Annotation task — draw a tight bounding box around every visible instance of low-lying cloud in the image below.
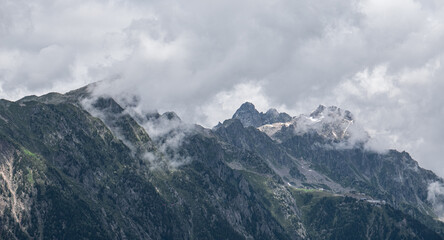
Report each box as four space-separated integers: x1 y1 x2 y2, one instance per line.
428 181 444 221
81 94 194 170
136 111 195 170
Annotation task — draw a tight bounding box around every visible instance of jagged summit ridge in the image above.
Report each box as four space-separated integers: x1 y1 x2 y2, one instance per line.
234 103 367 142
310 104 354 122
304 104 361 140
232 102 292 127
1 85 444 239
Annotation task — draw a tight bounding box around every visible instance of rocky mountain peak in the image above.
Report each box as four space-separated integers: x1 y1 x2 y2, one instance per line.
232 102 263 127
310 104 353 122
232 102 292 128
258 104 364 142
309 104 326 118
1 85 444 239
265 108 279 117
145 111 181 122
304 104 357 140
237 102 257 112
232 102 262 127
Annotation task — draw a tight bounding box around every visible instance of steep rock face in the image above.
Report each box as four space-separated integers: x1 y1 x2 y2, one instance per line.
280 132 444 232
231 101 444 235
176 133 302 239
214 119 298 170
290 190 442 240
1 87 444 239
0 98 185 239
0 91 303 239
278 125 439 208
258 104 367 143
238 101 440 210
214 119 350 193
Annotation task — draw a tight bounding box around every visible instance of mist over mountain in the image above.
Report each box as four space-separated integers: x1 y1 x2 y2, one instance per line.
3 0 444 179
0 85 443 239
232 102 292 128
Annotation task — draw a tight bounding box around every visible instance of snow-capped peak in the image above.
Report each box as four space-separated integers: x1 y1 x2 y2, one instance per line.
258 105 367 143
310 105 353 122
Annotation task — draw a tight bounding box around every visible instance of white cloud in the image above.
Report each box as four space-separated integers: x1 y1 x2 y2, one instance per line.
338 65 400 98
1 0 444 176
428 181 444 221
199 81 274 127
328 57 444 176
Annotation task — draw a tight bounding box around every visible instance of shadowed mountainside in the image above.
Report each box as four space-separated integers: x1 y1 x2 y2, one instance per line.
0 86 443 239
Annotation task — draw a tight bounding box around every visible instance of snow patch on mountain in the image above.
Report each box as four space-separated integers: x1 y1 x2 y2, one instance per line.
428 181 444 221
232 102 292 127
258 104 368 144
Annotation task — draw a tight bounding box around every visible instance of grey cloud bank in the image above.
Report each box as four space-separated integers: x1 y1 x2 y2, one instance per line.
1 0 444 176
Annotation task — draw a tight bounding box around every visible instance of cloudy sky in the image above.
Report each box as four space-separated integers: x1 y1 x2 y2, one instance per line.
1 0 444 176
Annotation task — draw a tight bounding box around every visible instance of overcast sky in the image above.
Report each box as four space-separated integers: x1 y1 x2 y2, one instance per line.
1 0 444 176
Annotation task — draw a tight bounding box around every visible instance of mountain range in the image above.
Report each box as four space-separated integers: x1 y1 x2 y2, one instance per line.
0 85 443 239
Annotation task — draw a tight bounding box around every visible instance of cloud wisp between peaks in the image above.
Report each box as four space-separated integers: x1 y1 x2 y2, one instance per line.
1 0 444 177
